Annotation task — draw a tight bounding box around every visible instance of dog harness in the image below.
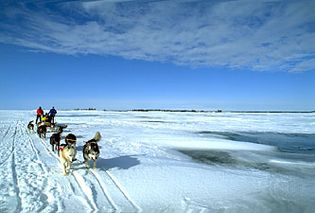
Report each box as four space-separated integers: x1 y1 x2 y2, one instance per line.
66 138 77 145
58 145 67 151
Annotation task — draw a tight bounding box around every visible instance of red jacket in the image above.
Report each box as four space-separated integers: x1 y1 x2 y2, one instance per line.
37 108 44 116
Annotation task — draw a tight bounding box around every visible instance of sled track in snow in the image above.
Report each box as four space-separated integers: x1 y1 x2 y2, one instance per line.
72 172 98 212
11 124 22 212
27 133 49 174
1 120 141 212
41 139 116 212
0 125 14 167
26 130 62 212
37 137 98 212
40 135 139 212
0 122 23 212
102 170 140 212
13 121 60 213
89 171 118 211
1 124 12 140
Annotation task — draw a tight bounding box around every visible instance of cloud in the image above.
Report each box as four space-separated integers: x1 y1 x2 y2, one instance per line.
0 0 314 72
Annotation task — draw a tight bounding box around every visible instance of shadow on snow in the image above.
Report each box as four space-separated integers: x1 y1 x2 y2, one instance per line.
97 155 141 170
73 155 141 171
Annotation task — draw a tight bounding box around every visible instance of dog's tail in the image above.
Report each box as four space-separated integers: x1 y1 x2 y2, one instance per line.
93 131 102 142
29 120 34 124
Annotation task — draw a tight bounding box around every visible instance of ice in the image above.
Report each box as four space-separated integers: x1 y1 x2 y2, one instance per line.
0 110 314 212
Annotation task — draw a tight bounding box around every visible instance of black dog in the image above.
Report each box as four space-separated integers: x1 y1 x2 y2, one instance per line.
27 121 34 131
50 127 65 154
37 124 47 139
83 132 101 169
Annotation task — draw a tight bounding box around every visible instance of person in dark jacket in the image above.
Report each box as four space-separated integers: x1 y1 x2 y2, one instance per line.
49 107 57 123
36 107 44 124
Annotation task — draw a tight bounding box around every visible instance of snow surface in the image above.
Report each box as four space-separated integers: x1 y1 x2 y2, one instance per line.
0 110 314 212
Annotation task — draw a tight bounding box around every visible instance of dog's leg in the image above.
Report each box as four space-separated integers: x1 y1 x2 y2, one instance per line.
64 161 69 175
73 148 77 161
84 160 90 169
56 141 59 155
60 155 68 176
62 162 66 175
61 159 67 176
64 162 68 176
93 160 96 170
65 161 68 174
66 161 71 175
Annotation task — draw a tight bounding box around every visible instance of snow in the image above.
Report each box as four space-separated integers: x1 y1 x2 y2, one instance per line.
0 110 315 212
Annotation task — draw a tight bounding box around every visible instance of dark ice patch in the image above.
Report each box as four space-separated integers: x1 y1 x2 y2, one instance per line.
179 149 307 176
179 150 236 165
197 131 315 154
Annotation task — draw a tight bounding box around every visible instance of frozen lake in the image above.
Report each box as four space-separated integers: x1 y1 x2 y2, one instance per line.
0 110 314 212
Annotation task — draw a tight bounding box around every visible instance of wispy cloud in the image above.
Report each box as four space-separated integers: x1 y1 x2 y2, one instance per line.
1 0 314 72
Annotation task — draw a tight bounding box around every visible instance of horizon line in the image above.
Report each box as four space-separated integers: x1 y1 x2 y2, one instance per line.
0 108 314 113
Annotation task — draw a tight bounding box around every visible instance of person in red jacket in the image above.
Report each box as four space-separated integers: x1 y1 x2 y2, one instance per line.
36 106 44 124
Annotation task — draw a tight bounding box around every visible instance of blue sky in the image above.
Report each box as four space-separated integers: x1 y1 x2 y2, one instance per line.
0 0 314 110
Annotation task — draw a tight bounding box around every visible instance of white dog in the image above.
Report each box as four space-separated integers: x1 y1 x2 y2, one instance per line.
60 145 76 175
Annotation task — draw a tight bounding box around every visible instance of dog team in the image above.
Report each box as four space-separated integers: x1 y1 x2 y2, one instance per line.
27 106 101 175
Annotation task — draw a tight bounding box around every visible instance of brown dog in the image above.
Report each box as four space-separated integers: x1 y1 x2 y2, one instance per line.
37 123 47 138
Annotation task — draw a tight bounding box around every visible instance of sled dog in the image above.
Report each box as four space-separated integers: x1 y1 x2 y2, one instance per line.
27 121 34 131
83 132 102 169
50 127 65 154
64 133 77 161
60 144 76 175
37 123 47 138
